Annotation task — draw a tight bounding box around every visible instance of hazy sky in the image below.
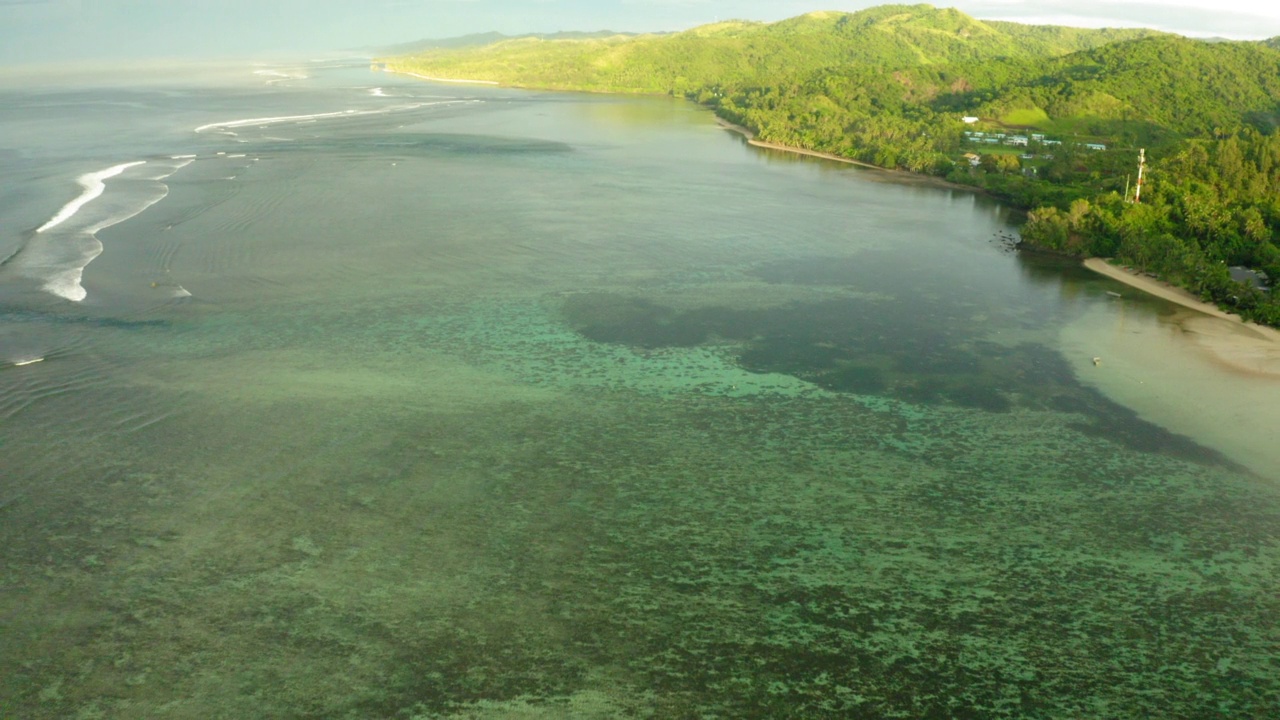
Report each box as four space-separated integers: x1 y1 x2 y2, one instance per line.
2 0 1279 66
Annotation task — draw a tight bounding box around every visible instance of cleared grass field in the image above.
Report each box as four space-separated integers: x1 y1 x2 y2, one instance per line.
1000 107 1050 126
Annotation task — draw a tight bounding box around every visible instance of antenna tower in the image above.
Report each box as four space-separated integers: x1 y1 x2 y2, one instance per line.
1133 148 1146 204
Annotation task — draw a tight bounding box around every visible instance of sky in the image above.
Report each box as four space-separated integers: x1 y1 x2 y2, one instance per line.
2 0 1280 67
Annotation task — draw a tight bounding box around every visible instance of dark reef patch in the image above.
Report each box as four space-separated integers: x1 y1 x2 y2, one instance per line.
561 270 1236 467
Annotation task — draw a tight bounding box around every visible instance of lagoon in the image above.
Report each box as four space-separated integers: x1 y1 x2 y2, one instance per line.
1 62 1278 718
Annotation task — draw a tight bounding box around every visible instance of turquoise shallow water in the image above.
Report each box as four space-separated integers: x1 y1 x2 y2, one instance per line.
1 63 1278 718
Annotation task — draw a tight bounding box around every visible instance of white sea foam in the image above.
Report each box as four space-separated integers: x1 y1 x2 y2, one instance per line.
193 100 478 134
19 158 191 302
370 87 387 97
146 158 194 181
195 109 364 133
253 68 309 85
12 357 44 367
36 161 146 233
171 154 197 159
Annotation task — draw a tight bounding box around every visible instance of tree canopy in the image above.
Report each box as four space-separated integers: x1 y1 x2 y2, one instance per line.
382 3 1280 325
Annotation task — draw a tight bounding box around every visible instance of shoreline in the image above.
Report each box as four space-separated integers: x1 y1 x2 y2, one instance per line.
383 68 499 85
714 118 981 192
1083 257 1280 378
382 73 981 194
1083 258 1247 324
380 72 1274 378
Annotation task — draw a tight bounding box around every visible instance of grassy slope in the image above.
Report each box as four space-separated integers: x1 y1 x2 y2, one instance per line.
381 5 1159 93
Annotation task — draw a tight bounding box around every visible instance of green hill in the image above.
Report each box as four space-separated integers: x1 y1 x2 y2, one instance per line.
382 5 1280 324
377 30 642 57
954 36 1280 137
381 4 1160 94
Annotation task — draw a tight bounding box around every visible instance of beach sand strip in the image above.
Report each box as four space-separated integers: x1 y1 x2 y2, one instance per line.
1083 257 1280 378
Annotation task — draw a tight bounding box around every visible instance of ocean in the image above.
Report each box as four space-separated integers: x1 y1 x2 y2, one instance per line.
1 61 1277 718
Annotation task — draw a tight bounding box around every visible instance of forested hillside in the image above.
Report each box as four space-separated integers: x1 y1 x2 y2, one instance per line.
1022 131 1280 324
385 5 1156 93
956 37 1280 137
383 4 1280 325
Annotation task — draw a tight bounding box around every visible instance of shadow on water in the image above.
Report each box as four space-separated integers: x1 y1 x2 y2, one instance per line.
1 305 170 331
562 253 1237 468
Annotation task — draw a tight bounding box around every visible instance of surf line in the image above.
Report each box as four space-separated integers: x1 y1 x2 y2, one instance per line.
37 161 147 233
193 100 479 134
24 157 191 302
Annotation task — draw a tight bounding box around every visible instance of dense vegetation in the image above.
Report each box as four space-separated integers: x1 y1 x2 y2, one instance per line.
384 4 1280 325
1022 131 1280 324
385 6 1158 95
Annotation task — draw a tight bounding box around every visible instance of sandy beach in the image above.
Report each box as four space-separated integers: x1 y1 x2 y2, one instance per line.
1083 257 1280 378
385 68 499 85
